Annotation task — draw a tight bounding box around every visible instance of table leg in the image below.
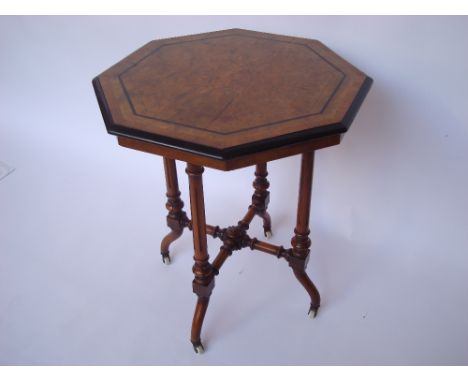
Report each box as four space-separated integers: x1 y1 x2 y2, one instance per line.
290 152 321 318
186 163 215 354
252 163 272 237
160 157 187 264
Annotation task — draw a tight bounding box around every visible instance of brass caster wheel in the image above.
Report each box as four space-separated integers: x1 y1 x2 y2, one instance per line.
308 305 319 319
162 254 171 265
193 343 205 354
264 230 273 239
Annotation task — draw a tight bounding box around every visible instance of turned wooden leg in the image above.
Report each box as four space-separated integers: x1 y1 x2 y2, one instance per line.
186 163 215 354
160 157 187 264
289 152 321 318
251 163 272 237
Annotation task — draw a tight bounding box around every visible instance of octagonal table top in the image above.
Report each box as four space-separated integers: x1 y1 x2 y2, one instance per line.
93 28 372 167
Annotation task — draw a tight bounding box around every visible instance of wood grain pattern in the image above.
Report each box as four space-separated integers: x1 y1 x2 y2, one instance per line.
120 35 344 133
94 28 372 161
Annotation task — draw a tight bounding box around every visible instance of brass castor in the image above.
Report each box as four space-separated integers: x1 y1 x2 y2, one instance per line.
162 253 171 265
192 342 205 354
308 305 319 319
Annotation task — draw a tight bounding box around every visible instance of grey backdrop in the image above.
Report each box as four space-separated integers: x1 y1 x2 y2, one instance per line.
1 16 467 365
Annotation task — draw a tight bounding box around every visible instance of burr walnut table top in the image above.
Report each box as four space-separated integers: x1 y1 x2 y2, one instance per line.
93 28 372 169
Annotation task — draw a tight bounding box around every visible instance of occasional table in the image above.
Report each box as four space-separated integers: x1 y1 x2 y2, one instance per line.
93 29 372 353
